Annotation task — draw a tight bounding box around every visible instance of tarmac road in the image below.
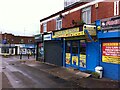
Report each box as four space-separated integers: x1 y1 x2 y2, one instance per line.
1 56 81 89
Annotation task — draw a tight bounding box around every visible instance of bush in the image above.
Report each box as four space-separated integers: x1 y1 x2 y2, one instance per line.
91 72 100 79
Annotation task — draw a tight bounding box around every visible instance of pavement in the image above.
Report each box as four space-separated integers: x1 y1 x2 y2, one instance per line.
1 55 120 88
24 58 120 88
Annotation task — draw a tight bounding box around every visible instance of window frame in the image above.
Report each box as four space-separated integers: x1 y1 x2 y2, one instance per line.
43 22 47 32
56 18 62 30
82 7 91 24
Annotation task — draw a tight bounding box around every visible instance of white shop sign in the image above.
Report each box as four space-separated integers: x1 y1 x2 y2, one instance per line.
43 34 52 41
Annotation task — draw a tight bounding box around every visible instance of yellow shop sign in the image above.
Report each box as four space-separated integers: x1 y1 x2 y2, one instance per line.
52 27 84 38
52 25 96 38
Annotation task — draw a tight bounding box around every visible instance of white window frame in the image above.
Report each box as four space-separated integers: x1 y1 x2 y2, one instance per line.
43 23 47 32
56 18 62 30
114 1 119 16
82 7 91 24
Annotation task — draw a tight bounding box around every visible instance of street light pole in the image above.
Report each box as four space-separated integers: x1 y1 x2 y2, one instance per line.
24 27 26 36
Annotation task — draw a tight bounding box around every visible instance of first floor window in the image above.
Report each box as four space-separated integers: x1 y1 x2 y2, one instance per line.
82 7 91 24
43 23 47 32
56 18 62 30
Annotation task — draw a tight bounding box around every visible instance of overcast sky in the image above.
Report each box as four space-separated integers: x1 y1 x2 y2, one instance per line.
0 0 64 36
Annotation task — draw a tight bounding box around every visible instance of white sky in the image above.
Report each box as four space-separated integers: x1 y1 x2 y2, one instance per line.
0 0 64 36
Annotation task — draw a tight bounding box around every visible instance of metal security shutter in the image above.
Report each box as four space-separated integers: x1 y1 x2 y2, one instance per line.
44 41 63 66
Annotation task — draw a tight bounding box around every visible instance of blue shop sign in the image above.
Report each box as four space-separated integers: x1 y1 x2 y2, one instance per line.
101 16 120 32
25 44 35 48
2 39 7 44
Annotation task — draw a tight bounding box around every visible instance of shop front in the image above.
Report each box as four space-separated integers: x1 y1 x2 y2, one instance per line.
25 44 36 55
97 16 120 80
53 25 99 71
35 34 43 61
65 40 87 69
0 44 16 55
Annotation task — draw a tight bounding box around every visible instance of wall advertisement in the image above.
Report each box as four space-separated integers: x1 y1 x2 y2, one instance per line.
102 42 120 64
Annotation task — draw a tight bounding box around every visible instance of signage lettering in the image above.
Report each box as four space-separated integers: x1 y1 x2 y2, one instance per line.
101 16 120 31
43 34 51 41
52 25 96 38
102 42 120 64
106 19 120 26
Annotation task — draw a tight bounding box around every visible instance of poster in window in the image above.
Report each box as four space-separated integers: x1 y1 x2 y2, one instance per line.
72 56 78 66
66 53 71 65
102 42 120 64
80 54 86 68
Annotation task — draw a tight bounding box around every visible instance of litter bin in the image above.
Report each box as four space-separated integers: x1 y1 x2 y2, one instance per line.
95 66 103 78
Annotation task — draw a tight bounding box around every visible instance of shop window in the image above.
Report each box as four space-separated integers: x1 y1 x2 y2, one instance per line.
56 18 62 30
80 40 86 55
43 23 47 32
20 39 24 43
82 7 91 24
38 43 44 58
11 48 14 54
72 41 79 54
66 41 71 53
0 40 1 44
2 47 9 53
28 39 32 43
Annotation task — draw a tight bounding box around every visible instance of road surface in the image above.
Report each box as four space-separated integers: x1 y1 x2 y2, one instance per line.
1 56 81 89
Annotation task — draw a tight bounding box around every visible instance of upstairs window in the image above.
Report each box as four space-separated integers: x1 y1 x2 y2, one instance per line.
56 18 62 30
114 1 119 16
82 7 91 24
20 39 24 43
28 39 32 43
64 0 80 8
43 23 47 32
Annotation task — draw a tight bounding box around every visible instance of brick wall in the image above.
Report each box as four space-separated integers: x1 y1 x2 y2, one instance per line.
40 24 43 33
0 33 35 44
92 2 114 23
47 19 56 32
62 10 81 28
40 2 115 33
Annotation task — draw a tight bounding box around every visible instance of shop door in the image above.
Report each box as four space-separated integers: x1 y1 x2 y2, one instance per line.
15 46 18 55
71 41 80 68
87 42 99 71
79 40 87 70
65 41 71 66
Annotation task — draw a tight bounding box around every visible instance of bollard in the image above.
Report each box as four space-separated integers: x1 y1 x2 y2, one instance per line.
20 53 22 59
95 66 103 78
34 52 35 58
28 53 29 59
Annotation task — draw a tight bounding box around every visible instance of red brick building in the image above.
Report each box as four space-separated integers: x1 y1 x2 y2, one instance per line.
38 0 120 80
0 33 34 44
0 33 35 55
40 1 120 33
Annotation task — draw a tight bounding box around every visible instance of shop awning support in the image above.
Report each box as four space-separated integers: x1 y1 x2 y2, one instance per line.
84 30 94 42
